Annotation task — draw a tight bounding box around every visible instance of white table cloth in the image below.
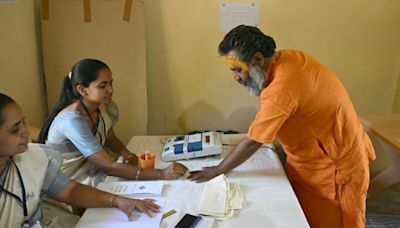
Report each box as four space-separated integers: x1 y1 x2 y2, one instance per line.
77 134 309 228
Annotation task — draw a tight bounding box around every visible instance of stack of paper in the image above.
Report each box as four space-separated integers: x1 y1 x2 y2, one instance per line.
197 174 244 220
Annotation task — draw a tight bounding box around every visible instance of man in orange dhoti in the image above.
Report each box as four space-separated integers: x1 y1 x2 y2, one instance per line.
188 25 376 228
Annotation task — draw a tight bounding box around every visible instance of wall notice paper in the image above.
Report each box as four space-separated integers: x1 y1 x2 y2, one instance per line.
220 2 259 32
97 181 164 196
76 198 165 228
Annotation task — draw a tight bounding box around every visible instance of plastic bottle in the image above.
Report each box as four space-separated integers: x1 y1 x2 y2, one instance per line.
144 150 152 160
140 150 154 168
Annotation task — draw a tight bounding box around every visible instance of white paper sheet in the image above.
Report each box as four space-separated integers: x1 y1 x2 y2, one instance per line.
97 181 164 196
220 2 259 32
75 198 165 228
177 157 223 172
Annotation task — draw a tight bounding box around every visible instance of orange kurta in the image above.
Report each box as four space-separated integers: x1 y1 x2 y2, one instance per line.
247 50 376 228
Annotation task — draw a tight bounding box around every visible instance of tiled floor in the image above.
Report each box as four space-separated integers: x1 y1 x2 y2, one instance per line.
367 182 400 228
366 212 400 228
367 182 400 214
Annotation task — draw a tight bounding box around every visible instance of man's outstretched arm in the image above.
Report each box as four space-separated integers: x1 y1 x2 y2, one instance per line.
188 136 261 182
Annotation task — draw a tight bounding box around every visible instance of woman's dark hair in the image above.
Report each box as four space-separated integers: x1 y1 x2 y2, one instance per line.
218 25 276 63
0 93 16 127
38 59 109 143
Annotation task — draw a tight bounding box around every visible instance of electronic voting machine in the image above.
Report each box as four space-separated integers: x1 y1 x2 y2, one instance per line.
161 131 223 161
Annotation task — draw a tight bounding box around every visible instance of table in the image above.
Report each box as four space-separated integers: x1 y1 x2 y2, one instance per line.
77 134 309 228
359 114 400 194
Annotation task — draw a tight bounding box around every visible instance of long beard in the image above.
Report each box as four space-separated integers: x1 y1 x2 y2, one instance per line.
238 65 265 96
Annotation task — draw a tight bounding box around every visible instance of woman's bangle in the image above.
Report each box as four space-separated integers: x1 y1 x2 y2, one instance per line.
135 167 141 180
110 194 118 207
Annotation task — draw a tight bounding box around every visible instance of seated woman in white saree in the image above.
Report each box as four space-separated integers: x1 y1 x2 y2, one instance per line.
38 59 187 186
0 93 160 227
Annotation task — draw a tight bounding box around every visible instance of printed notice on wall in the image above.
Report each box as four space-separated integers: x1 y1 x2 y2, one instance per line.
220 2 259 32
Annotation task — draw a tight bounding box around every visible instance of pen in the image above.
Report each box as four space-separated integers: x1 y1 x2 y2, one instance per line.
162 209 177 220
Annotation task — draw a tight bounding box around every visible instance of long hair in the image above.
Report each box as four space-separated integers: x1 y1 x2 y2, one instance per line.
0 93 16 127
38 59 109 143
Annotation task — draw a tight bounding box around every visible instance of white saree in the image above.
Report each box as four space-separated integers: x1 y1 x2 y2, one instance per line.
0 144 78 228
49 102 118 187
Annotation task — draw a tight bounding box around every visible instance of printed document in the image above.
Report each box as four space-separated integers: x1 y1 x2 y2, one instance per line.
97 181 164 196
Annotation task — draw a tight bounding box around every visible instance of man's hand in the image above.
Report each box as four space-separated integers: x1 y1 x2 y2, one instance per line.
187 166 220 183
188 137 261 183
